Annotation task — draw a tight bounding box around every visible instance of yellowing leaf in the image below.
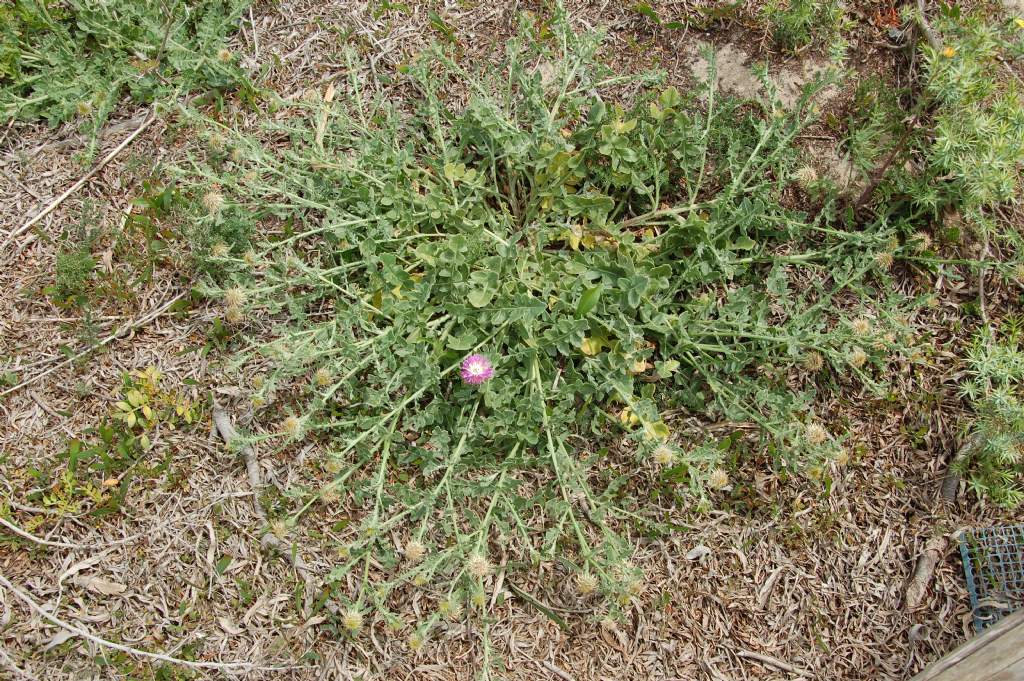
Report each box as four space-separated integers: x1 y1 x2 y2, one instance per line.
126 389 145 407
581 337 600 356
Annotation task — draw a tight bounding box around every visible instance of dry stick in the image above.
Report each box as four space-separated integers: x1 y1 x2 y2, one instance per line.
0 290 186 399
0 571 291 672
736 650 813 678
1 109 156 248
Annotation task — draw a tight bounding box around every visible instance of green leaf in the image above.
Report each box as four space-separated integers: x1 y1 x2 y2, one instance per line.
576 285 603 317
215 556 232 576
467 288 494 308
732 236 757 250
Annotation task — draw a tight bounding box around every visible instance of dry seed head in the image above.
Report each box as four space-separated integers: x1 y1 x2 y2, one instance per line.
282 415 303 438
576 573 599 595
467 554 490 578
793 166 818 188
850 317 872 336
408 632 425 652
805 423 829 445
404 540 427 564
708 468 730 490
270 519 288 538
848 346 868 369
230 147 244 163
913 232 932 252
600 616 617 631
224 305 244 325
210 242 230 258
1015 262 1024 282
314 367 332 387
223 287 245 308
834 448 850 466
652 444 675 466
626 576 644 596
874 251 894 270
207 133 226 152
202 190 225 215
803 351 824 372
320 484 340 504
342 609 363 634
243 249 259 267
217 48 233 63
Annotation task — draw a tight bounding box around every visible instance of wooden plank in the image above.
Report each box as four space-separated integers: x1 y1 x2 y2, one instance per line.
911 609 1024 681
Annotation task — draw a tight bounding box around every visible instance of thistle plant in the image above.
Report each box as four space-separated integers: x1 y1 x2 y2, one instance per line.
174 11 914 661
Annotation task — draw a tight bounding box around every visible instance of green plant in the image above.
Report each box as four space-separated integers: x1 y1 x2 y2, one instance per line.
763 0 847 54
955 319 1024 507
172 11 913 664
0 0 250 145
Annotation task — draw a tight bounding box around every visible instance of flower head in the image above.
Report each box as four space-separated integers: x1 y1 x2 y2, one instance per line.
314 367 332 387
848 346 868 369
460 354 494 386
217 48 233 63
850 317 872 336
793 166 818 189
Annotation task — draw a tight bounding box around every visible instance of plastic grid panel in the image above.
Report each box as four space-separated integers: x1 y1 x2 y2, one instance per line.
960 525 1024 632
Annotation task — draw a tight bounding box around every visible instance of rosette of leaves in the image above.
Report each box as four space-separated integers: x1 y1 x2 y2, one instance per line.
176 12 907 641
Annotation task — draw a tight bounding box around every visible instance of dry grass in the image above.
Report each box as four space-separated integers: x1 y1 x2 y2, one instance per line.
1 1 1021 679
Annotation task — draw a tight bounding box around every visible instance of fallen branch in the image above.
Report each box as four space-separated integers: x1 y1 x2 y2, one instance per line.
0 571 291 672
1 108 156 248
905 536 947 610
0 290 186 399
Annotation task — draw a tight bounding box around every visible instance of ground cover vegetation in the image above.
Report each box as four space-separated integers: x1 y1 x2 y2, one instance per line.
1 0 1023 677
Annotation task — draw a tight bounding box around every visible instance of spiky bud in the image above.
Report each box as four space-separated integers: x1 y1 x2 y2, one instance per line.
805 423 829 445
342 609 363 634
404 540 427 564
467 553 490 578
576 573 599 595
652 444 675 466
708 468 729 490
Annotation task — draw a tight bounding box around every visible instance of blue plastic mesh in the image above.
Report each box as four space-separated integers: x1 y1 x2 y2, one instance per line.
960 525 1024 632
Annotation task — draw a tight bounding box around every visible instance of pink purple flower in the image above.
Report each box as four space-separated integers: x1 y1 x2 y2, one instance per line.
460 354 494 385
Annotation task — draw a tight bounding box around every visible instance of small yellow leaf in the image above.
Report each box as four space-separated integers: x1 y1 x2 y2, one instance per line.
126 389 145 407
115 401 133 413
139 433 152 450
141 405 153 421
581 337 600 356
